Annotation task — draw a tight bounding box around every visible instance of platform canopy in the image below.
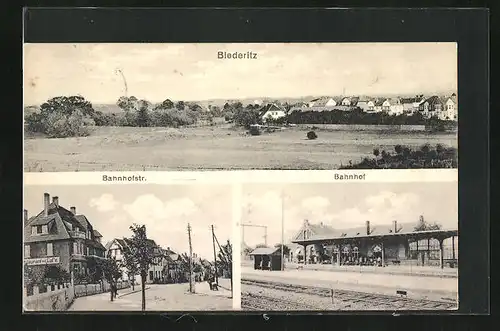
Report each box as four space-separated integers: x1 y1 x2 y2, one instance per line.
292 229 458 246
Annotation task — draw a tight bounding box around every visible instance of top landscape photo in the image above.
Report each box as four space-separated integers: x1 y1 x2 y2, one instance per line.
23 43 458 172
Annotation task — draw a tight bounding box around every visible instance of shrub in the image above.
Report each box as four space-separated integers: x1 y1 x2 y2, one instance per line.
249 125 261 136
340 144 457 169
43 110 95 138
307 131 318 140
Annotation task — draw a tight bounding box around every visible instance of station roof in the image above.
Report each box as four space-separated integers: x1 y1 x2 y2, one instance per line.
249 247 280 256
292 229 458 246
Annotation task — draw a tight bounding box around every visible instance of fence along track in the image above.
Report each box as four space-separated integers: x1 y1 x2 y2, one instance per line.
242 278 457 310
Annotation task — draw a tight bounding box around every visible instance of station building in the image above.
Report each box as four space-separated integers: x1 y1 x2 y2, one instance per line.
290 219 458 269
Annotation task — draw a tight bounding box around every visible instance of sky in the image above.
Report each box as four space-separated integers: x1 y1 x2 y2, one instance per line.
23 42 457 105
24 184 232 261
241 182 458 248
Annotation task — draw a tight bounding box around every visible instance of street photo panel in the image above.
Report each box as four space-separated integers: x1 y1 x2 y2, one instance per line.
240 179 458 311
23 181 234 312
24 42 457 172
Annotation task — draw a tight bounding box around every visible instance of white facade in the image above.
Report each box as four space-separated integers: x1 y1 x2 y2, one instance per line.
389 104 404 116
106 241 141 284
341 97 352 106
443 98 458 120
262 109 286 121
359 100 376 112
382 100 391 112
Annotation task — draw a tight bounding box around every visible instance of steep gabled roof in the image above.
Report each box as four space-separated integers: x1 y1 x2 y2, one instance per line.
349 97 360 106
258 103 285 117
400 97 424 104
24 212 71 243
24 203 85 243
93 230 103 238
309 96 338 107
423 95 445 106
292 220 337 241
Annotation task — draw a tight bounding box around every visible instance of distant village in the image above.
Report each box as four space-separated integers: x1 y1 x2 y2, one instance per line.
253 93 458 123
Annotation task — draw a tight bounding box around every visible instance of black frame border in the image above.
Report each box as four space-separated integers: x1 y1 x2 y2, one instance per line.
16 6 490 327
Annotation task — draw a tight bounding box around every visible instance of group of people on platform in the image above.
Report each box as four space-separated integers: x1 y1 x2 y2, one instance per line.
295 255 388 267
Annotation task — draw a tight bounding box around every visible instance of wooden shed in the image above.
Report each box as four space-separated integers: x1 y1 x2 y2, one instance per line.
249 247 282 271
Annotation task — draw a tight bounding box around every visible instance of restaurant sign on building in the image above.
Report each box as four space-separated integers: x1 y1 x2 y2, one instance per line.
24 257 60 266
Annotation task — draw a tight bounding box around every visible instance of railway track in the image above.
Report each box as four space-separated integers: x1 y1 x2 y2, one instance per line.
242 278 457 310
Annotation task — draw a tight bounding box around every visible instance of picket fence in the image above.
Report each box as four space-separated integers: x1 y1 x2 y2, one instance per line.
23 280 131 311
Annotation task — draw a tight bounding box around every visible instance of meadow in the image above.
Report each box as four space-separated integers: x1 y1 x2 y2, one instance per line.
24 124 457 172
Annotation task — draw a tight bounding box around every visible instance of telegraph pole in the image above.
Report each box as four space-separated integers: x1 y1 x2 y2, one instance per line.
211 225 218 285
227 239 233 298
281 190 285 271
187 223 194 293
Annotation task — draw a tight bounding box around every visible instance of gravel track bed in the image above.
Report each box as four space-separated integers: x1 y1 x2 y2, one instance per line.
242 278 457 311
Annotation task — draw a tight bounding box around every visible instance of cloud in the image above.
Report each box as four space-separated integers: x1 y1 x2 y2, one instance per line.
123 194 199 224
301 196 330 211
120 194 226 260
242 189 428 247
89 193 120 212
331 191 421 227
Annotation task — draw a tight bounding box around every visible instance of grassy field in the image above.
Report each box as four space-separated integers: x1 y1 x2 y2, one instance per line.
24 125 458 172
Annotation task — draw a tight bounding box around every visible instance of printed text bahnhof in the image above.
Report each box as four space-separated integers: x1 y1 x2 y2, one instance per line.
102 175 146 182
334 173 366 180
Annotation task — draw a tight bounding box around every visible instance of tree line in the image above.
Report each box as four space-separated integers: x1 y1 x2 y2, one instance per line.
24 96 456 139
24 95 226 138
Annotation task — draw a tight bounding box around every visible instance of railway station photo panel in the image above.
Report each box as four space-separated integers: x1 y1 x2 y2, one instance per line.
240 181 458 311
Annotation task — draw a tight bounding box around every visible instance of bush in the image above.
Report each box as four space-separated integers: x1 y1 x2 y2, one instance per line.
44 110 95 138
307 131 318 140
285 108 456 127
249 125 261 136
340 144 457 169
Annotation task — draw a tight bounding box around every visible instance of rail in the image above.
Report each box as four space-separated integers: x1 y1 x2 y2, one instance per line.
241 278 457 310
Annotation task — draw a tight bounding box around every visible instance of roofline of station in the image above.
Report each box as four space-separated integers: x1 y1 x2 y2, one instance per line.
291 229 458 246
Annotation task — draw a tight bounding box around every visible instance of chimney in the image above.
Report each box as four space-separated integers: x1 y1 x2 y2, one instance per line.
366 221 370 235
52 196 59 207
24 209 28 223
393 220 398 233
44 193 50 216
70 207 76 215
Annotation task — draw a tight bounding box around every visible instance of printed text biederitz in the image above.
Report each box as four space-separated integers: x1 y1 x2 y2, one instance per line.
102 175 147 182
334 173 366 180
218 51 257 59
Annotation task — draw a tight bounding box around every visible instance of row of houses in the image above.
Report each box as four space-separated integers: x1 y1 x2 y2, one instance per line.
23 192 216 287
257 94 458 122
105 238 214 285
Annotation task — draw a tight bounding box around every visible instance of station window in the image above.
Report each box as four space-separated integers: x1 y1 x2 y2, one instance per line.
47 243 53 256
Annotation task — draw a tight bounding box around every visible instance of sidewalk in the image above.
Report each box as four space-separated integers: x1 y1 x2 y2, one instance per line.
68 282 233 311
